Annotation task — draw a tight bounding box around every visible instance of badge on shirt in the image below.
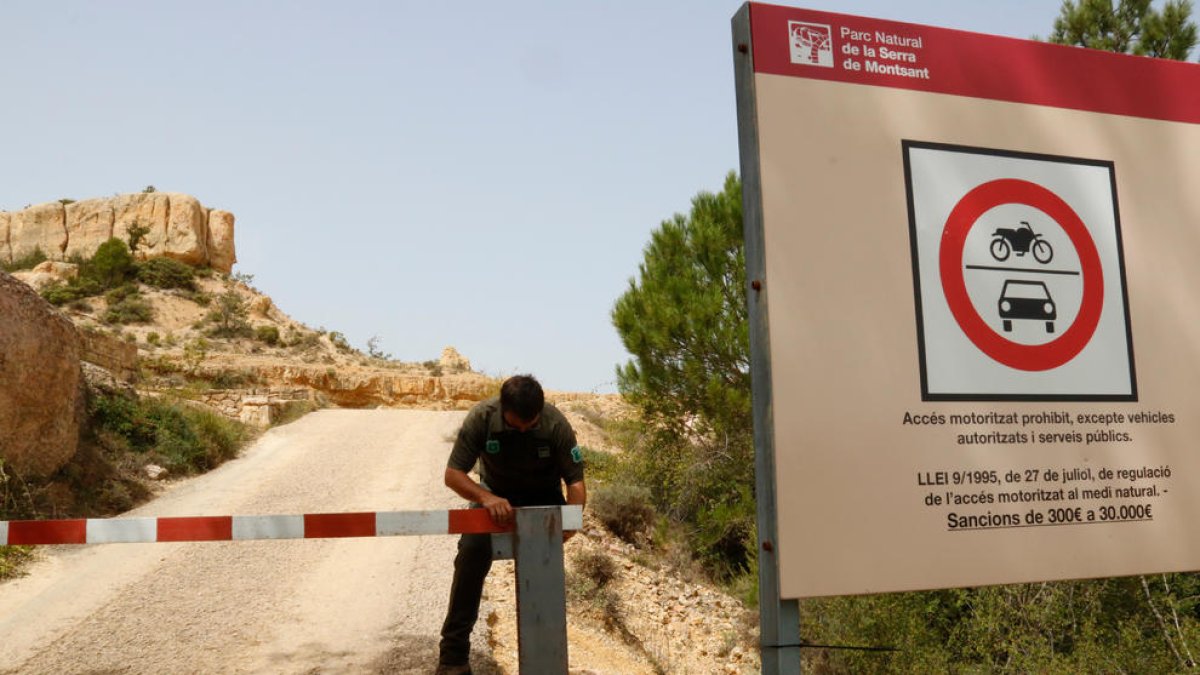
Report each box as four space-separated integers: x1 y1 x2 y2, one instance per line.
537 446 551 458
486 440 500 454
570 446 583 463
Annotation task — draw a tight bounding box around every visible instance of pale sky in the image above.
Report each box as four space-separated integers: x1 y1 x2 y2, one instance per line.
0 1 1127 392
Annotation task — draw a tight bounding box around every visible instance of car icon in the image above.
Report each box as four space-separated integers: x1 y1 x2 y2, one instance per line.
998 279 1056 333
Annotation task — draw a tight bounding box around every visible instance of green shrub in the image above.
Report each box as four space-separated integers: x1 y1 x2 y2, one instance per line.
104 283 139 304
3 247 48 272
146 332 160 345
573 549 618 588
203 288 251 338
255 325 280 346
183 337 208 372
102 291 153 325
0 546 34 581
136 257 196 290
86 238 136 288
183 290 212 306
580 446 617 482
288 331 322 351
207 369 254 389
89 393 157 449
800 576 1200 673
42 283 85 306
590 483 656 545
125 223 151 254
328 331 351 352
89 392 246 474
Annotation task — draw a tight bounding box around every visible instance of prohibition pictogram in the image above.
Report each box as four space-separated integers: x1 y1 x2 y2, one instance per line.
903 141 1135 401
939 178 1103 372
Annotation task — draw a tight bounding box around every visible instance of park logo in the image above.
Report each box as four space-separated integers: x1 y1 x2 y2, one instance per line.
788 21 834 68
903 141 1136 401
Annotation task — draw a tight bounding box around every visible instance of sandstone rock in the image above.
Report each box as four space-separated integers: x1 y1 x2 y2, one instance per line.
113 192 171 258
440 346 471 371
1 211 10 265
34 260 80 281
4 193 236 272
144 464 168 480
207 210 236 273
249 295 273 317
10 270 55 292
81 361 136 399
162 193 208 266
64 199 115 259
11 260 79 291
9 202 66 262
239 395 274 427
0 270 82 476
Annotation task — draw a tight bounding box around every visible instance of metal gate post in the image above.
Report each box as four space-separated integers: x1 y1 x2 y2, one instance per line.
513 506 569 674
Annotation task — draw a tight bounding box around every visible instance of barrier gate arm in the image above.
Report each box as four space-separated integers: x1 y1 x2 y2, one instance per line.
0 505 583 545
0 505 581 674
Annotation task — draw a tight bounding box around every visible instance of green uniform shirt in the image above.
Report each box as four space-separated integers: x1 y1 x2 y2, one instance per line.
447 397 584 500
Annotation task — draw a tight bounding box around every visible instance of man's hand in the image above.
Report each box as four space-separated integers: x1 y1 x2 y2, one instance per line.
479 492 514 526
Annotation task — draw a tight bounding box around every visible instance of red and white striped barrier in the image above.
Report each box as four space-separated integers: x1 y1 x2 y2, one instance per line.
0 506 583 546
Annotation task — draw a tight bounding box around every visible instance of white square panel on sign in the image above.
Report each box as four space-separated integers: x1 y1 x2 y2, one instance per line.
904 141 1136 400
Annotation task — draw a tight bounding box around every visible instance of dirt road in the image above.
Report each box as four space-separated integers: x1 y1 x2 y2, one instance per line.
0 409 500 674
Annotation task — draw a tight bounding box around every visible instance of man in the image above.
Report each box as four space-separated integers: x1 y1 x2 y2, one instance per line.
437 374 586 675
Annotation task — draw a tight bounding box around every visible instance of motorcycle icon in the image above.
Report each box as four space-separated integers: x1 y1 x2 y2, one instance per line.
990 221 1053 264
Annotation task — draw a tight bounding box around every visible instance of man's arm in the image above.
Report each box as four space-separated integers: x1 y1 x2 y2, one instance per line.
565 479 586 507
563 479 586 541
444 467 514 525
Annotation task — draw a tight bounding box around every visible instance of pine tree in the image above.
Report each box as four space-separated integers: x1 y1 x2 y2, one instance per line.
611 172 755 575
1049 0 1198 60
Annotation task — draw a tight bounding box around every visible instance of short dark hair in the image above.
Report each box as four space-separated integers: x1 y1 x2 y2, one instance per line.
500 374 544 422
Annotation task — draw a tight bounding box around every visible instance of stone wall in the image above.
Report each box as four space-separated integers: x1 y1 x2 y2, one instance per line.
192 387 315 427
79 329 139 383
1 193 236 273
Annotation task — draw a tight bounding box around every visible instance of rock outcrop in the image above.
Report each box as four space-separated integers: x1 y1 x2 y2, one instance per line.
0 270 83 476
439 346 471 371
2 193 237 273
10 260 79 292
0 212 8 266
196 359 496 410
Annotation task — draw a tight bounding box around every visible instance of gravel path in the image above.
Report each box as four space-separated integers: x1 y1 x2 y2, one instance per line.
0 409 500 674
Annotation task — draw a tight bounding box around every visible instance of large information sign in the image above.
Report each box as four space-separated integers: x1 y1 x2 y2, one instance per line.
734 3 1200 598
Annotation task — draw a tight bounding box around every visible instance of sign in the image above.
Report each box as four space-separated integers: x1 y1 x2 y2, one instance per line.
905 142 1136 399
734 3 1200 599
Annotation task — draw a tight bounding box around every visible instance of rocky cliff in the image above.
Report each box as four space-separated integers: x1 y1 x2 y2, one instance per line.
0 270 84 476
1 193 236 273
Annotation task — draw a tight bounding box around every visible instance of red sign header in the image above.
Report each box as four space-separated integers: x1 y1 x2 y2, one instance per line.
749 3 1200 125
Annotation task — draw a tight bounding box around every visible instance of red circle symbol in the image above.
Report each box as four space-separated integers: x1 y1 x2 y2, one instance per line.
939 179 1103 371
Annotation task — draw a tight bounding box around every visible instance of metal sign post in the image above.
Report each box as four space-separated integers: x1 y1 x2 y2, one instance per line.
513 506 569 674
732 5 802 673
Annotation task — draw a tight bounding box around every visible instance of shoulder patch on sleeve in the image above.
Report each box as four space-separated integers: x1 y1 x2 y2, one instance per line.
570 446 583 464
